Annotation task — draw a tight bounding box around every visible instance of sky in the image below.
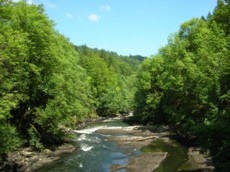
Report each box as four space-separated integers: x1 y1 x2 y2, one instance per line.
19 0 217 57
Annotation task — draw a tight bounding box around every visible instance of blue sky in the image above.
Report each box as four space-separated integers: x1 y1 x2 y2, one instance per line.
23 0 217 57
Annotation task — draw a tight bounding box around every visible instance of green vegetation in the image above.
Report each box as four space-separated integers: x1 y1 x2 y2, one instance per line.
0 0 143 155
1 0 229 171
75 45 143 116
134 0 230 171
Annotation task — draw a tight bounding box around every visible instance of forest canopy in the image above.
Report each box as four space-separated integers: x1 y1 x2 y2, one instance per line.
134 0 230 170
0 0 229 171
0 0 144 154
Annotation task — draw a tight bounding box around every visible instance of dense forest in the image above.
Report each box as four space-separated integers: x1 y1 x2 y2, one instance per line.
134 0 230 171
0 0 144 155
0 0 230 171
75 45 145 116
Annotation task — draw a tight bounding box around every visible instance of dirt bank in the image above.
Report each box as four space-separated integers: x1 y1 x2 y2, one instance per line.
0 144 75 172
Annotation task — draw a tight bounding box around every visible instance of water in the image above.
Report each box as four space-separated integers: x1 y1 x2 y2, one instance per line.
36 119 187 172
36 119 141 172
141 139 188 172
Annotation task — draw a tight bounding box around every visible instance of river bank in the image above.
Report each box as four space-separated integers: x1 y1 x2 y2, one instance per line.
0 143 76 172
0 116 108 172
96 125 169 171
95 124 214 172
1 117 215 172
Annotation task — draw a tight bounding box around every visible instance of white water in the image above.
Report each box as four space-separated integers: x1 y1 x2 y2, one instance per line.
37 119 141 172
74 125 139 135
36 118 188 172
73 126 104 134
81 144 93 152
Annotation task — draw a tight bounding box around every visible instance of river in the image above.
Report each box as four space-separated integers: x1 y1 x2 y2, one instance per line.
36 118 187 172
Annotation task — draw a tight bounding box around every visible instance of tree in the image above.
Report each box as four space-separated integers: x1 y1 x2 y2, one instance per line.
0 1 93 151
134 3 230 170
76 45 143 116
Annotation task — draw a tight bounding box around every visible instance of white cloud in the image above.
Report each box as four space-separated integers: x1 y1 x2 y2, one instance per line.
12 0 34 4
65 12 74 18
100 5 111 12
47 2 57 8
26 0 34 4
88 14 101 22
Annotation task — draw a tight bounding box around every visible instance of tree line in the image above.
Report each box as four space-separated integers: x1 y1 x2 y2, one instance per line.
133 0 230 171
0 0 144 155
1 0 229 171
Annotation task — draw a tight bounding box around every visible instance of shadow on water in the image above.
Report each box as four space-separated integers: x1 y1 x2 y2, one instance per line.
141 139 188 172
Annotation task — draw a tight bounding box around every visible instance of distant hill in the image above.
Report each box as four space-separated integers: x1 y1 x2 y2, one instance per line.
75 45 146 75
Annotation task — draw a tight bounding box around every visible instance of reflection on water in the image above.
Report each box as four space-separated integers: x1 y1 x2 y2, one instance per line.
141 139 188 172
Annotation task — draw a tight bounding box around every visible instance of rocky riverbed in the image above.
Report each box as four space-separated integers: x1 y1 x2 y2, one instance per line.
0 118 215 172
96 126 168 171
178 147 214 172
96 125 214 172
0 144 76 172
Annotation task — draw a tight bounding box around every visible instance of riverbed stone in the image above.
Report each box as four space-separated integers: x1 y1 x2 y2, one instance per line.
111 152 168 172
177 147 214 172
21 151 34 158
1 118 215 171
96 125 170 171
1 143 76 172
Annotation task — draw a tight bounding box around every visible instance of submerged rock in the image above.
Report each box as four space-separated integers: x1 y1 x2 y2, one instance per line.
177 148 214 172
95 125 170 172
111 152 168 172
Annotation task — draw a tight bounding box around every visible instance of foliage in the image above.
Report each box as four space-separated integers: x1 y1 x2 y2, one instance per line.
0 1 143 155
134 1 230 170
75 45 144 116
0 1 92 152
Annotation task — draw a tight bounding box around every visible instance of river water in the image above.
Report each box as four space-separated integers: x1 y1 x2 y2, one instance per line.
36 119 187 172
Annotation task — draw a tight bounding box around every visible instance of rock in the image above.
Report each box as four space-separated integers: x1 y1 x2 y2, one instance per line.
28 156 60 172
43 149 52 154
21 151 34 158
0 161 19 172
0 144 76 172
53 143 75 156
177 148 214 172
98 125 171 172
111 152 168 172
28 156 39 164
